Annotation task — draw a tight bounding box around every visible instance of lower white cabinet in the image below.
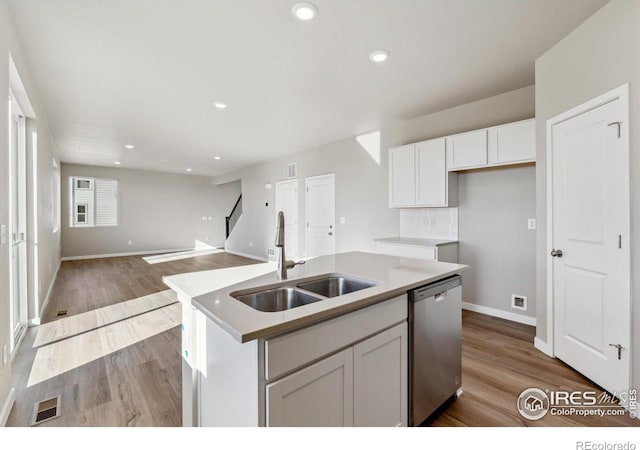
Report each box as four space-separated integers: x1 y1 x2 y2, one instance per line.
267 348 354 427
354 323 408 427
266 322 408 427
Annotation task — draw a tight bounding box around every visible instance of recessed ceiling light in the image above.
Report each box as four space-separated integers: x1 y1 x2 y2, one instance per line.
292 2 317 21
186 168 192 172
213 102 228 109
124 144 135 149
114 161 121 165
214 156 221 160
369 50 390 63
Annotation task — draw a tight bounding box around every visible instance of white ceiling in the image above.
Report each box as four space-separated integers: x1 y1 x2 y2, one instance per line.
8 0 606 176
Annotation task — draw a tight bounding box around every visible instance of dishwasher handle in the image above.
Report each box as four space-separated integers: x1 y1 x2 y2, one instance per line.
412 275 461 302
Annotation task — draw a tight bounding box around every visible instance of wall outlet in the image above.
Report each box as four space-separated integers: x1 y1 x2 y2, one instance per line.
528 219 536 230
511 294 527 311
248 242 254 248
339 217 346 225
202 216 207 221
2 343 7 366
128 240 132 245
266 248 275 257
207 216 212 221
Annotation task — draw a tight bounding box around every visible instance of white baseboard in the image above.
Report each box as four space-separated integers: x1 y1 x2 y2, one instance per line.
35 259 61 323
224 249 268 262
534 337 554 358
462 302 537 326
61 248 193 261
0 388 15 427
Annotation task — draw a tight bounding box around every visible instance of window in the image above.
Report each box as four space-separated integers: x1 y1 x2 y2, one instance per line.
75 204 88 224
69 176 118 227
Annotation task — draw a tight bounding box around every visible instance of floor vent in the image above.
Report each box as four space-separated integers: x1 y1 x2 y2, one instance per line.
32 395 61 426
56 310 68 317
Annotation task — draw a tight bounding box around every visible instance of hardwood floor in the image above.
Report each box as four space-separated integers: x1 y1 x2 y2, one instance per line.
7 252 637 426
431 311 637 427
7 251 259 427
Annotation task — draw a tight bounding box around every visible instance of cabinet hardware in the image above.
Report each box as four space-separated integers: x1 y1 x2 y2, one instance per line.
550 249 563 258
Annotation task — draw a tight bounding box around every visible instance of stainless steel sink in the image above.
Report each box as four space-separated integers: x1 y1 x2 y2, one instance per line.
297 276 377 298
232 287 323 312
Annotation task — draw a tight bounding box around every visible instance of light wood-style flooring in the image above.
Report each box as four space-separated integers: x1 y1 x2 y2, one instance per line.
7 251 258 427
7 252 637 426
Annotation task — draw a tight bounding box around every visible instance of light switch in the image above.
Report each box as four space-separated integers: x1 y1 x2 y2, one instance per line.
528 219 536 230
0 224 6 245
339 217 346 225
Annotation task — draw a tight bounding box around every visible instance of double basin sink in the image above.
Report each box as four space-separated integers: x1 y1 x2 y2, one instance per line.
231 275 378 313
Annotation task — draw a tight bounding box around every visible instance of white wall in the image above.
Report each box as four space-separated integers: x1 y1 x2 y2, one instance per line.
61 164 241 257
0 2 61 420
535 0 640 389
220 86 536 320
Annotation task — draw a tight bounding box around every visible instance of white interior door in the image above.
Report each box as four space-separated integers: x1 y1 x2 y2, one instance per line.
275 179 298 259
550 88 630 397
9 93 28 351
305 174 335 258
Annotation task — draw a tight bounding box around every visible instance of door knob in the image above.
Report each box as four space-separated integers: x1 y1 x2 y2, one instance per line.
550 249 563 258
328 232 333 236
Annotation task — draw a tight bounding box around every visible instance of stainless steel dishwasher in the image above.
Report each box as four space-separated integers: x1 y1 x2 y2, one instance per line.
409 275 462 426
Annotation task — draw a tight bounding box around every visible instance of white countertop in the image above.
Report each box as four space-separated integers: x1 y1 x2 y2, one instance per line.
374 237 458 247
163 251 468 343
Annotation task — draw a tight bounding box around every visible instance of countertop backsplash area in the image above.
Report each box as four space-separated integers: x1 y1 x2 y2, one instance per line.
399 208 458 241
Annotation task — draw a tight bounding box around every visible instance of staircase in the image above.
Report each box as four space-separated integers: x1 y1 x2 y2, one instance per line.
225 194 242 238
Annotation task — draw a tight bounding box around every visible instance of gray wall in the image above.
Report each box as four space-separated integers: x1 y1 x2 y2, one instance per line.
0 2 61 414
61 164 240 257
535 0 640 389
220 86 536 320
458 166 536 319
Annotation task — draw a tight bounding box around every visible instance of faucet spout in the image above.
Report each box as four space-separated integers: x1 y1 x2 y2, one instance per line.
275 211 287 280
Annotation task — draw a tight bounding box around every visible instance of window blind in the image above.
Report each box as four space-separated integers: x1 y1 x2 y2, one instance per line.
95 178 118 226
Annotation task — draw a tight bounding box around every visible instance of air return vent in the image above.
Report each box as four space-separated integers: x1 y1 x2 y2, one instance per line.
56 310 68 317
32 395 61 425
287 162 297 179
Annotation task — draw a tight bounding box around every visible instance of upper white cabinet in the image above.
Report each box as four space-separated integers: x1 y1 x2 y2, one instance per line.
416 138 447 206
388 143 416 207
446 129 488 170
487 118 535 165
389 138 456 208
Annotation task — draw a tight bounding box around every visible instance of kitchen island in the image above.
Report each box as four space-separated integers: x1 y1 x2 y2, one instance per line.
164 251 467 427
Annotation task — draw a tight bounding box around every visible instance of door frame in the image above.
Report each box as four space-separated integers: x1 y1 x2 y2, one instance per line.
8 90 28 352
305 173 336 258
274 178 298 259
545 84 630 377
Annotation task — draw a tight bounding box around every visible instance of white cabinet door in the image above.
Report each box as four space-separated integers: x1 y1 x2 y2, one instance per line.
446 129 487 170
389 144 416 207
353 323 408 427
488 118 535 165
415 138 447 206
266 348 354 427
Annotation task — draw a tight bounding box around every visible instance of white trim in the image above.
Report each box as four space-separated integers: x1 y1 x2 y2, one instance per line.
462 302 536 326
60 248 193 261
545 83 630 378
534 337 554 358
36 258 61 322
224 249 268 262
0 388 15 427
